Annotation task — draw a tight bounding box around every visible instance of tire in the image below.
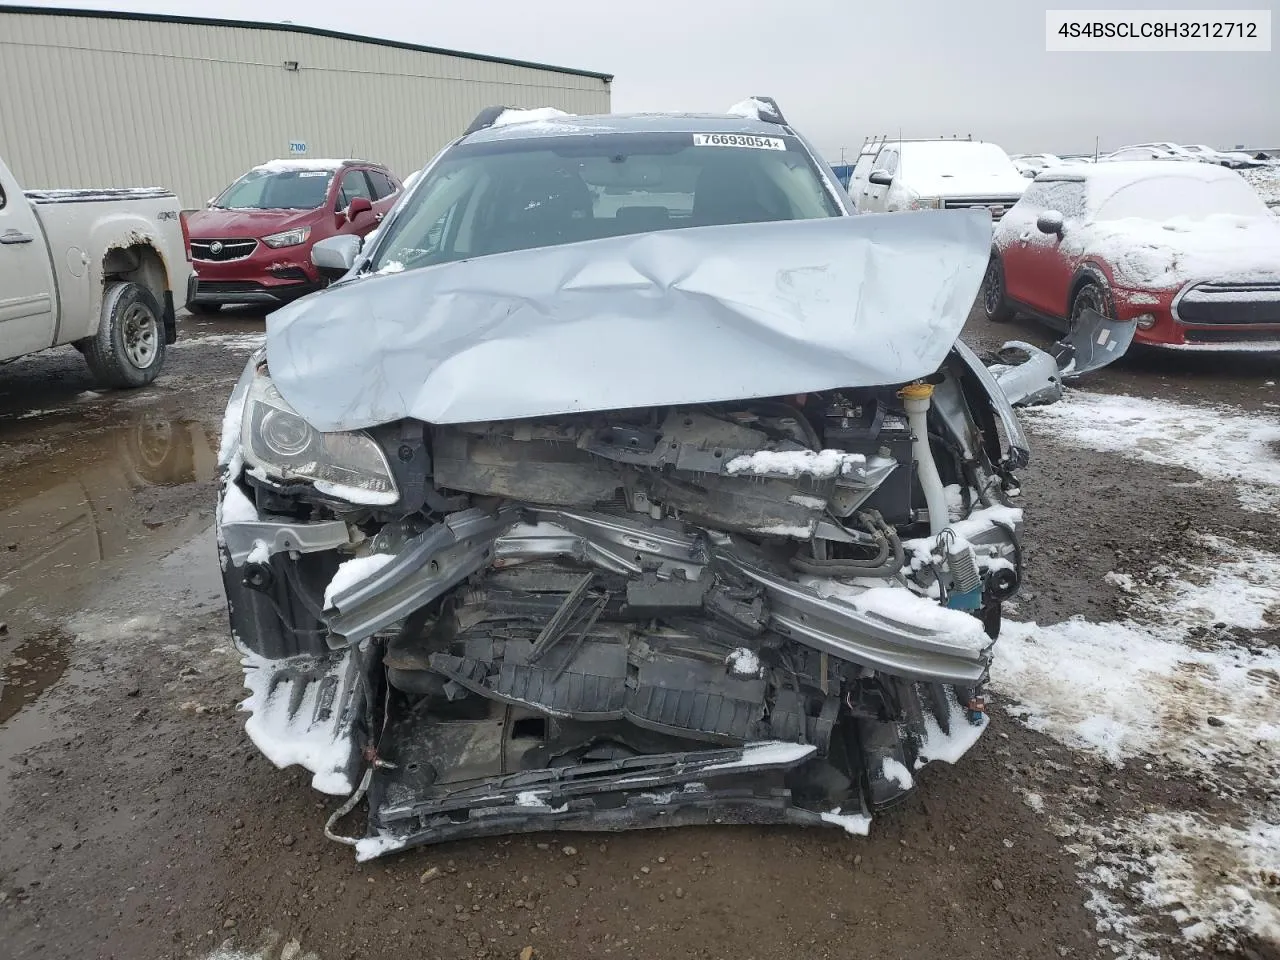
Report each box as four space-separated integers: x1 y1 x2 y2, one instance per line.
982 252 1015 323
83 281 167 389
186 301 221 315
1069 279 1115 332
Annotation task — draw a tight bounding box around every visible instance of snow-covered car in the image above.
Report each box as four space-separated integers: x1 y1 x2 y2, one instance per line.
1179 143 1267 169
216 103 1033 860
1100 146 1197 163
983 160 1280 350
0 153 189 387
1012 153 1065 178
853 138 1028 221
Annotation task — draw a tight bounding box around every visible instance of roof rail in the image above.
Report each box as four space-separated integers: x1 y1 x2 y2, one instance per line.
463 106 509 136
751 96 786 125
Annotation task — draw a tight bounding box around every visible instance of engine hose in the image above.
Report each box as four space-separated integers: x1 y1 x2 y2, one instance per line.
791 512 905 578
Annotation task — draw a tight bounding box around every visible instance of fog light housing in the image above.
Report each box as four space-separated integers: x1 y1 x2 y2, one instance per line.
1134 313 1157 329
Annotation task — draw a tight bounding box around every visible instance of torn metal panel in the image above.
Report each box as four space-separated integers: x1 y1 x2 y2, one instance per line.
264 211 992 432
1054 306 1137 377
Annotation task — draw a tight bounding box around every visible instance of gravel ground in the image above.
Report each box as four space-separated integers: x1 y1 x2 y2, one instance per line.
1 304 1277 960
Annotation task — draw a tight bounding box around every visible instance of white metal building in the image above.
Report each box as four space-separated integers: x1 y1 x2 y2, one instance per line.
0 6 612 207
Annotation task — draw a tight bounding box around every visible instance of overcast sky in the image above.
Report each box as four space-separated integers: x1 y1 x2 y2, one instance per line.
14 0 1280 159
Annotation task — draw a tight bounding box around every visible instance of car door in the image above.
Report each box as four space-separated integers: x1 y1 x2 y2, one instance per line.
366 169 402 224
849 153 877 212
333 168 378 238
863 147 897 212
0 170 57 361
1007 181 1086 319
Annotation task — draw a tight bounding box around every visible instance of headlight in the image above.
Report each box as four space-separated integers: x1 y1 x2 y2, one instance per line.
1134 313 1158 329
240 370 398 505
910 197 941 209
262 227 311 248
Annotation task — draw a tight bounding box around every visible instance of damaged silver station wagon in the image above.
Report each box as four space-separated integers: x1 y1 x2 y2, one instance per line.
216 101 1037 860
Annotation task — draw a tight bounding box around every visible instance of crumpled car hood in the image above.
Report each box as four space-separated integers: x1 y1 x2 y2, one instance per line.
266 211 991 433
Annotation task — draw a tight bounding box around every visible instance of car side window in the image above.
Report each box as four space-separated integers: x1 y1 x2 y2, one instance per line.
0 181 6 210
851 153 875 184
877 149 899 175
368 171 397 200
337 170 373 209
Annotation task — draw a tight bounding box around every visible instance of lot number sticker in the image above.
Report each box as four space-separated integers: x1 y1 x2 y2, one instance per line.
693 133 786 150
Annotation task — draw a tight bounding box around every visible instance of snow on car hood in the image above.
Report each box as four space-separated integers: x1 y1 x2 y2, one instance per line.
265 211 991 432
905 172 1028 199
1084 214 1280 288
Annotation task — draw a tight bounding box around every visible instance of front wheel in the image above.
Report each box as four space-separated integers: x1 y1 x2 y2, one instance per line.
1070 280 1115 332
982 253 1015 323
83 281 167 389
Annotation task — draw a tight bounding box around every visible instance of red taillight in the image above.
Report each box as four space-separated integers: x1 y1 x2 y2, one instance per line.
179 210 192 262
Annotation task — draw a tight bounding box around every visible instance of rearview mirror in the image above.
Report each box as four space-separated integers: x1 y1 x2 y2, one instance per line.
346 196 374 222
311 234 362 279
1037 210 1065 237
868 170 893 187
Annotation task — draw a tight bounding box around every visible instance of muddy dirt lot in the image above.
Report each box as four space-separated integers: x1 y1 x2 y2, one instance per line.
1 307 1277 960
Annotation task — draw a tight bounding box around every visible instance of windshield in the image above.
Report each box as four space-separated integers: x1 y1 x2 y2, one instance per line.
214 169 335 210
896 141 1019 179
1094 174 1269 220
369 131 841 273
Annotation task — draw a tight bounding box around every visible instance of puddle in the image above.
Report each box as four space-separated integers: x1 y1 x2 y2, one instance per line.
0 630 71 725
0 410 219 720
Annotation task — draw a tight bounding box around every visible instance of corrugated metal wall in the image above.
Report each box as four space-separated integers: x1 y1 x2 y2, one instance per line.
0 11 612 207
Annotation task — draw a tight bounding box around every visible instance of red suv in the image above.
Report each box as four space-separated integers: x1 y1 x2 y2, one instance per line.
185 159 401 312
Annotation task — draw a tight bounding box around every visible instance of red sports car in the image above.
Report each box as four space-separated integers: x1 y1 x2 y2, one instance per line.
983 160 1280 351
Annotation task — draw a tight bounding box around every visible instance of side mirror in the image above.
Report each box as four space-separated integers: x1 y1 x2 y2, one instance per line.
868 170 893 187
311 234 362 279
1037 210 1065 237
345 196 373 223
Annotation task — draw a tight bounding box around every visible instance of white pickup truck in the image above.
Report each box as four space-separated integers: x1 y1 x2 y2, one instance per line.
0 154 191 388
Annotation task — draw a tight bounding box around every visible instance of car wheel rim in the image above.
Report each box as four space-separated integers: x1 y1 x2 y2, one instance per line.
122 303 159 368
983 261 1002 315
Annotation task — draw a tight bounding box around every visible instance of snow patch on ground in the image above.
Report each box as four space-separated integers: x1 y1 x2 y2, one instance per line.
323 554 395 608
1019 390 1280 510
1061 808 1280 957
1114 532 1280 631
994 617 1280 773
724 448 866 478
199 930 317 960
172 333 265 352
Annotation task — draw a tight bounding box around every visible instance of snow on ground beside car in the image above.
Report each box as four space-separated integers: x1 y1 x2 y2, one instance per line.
172 332 265 352
200 931 319 960
1018 389 1280 511
992 526 1280 954
994 615 1280 771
